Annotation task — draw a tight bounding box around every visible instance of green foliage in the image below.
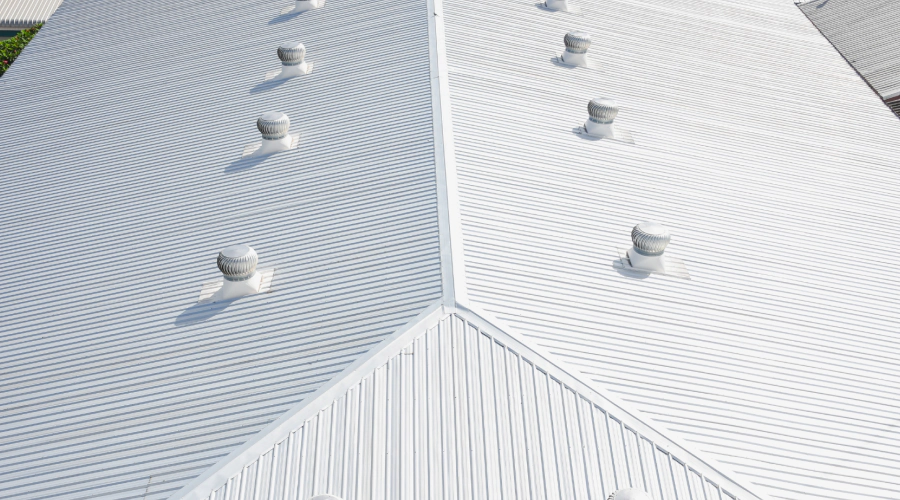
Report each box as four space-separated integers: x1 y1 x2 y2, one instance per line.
0 23 43 77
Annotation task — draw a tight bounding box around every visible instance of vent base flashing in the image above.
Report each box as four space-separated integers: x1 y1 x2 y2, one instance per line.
573 125 633 144
536 1 580 14
242 133 301 158
280 0 324 15
198 268 276 303
555 52 593 69
614 248 690 279
265 62 314 81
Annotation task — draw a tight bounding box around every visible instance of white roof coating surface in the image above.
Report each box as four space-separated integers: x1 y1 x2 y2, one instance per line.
799 0 900 101
440 0 900 499
0 0 61 29
0 0 442 496
2 0 900 497
175 306 765 500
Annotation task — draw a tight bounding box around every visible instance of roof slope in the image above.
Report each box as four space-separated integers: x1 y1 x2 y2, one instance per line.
439 0 900 499
0 0 444 496
4 0 900 498
172 304 765 500
800 0 900 102
0 0 61 29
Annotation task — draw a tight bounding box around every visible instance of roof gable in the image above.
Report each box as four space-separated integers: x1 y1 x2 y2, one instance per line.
173 303 767 500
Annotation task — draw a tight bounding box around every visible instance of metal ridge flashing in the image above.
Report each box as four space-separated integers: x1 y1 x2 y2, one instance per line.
454 301 777 500
167 299 448 500
427 0 469 308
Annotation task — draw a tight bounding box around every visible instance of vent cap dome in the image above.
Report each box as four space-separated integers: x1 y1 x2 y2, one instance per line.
564 31 591 54
608 488 653 500
277 42 306 66
217 244 258 281
257 112 290 140
631 221 671 256
588 97 619 124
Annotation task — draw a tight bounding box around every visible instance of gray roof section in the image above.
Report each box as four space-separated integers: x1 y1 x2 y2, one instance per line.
800 0 900 101
0 0 60 29
440 0 900 499
174 305 766 500
0 0 443 496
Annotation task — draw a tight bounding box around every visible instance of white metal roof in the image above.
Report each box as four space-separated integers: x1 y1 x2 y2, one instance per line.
0 0 443 496
440 0 900 499
172 304 766 500
0 0 60 29
1 0 899 497
799 0 900 102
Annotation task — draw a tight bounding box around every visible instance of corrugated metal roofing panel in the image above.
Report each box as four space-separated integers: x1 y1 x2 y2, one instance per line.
441 0 900 499
800 0 900 101
188 310 761 500
0 0 60 29
0 0 443 496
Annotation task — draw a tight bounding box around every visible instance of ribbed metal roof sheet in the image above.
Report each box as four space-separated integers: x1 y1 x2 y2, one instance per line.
3 0 900 497
440 0 900 499
0 0 60 29
174 306 766 500
800 0 900 101
0 0 443 496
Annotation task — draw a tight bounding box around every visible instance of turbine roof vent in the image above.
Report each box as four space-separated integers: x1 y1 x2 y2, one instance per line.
614 222 689 279
557 31 593 68
257 111 290 140
588 97 619 124
217 244 258 281
242 111 301 157
199 244 276 303
277 42 306 65
576 97 633 143
564 31 591 54
631 221 671 256
266 42 314 80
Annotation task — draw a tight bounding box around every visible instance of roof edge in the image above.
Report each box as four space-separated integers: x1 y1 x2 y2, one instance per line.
427 0 468 307
168 299 448 500
457 301 775 500
796 1 894 102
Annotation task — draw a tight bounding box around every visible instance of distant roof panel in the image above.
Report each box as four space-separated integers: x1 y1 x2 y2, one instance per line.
0 0 61 29
800 0 900 100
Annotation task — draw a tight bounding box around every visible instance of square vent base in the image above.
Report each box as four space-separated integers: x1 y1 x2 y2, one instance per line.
242 133 301 158
614 248 690 279
553 54 598 70
264 62 314 81
573 125 634 144
536 2 581 14
198 268 277 303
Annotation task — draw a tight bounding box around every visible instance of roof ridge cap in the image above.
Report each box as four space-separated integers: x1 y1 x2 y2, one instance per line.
428 0 468 308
